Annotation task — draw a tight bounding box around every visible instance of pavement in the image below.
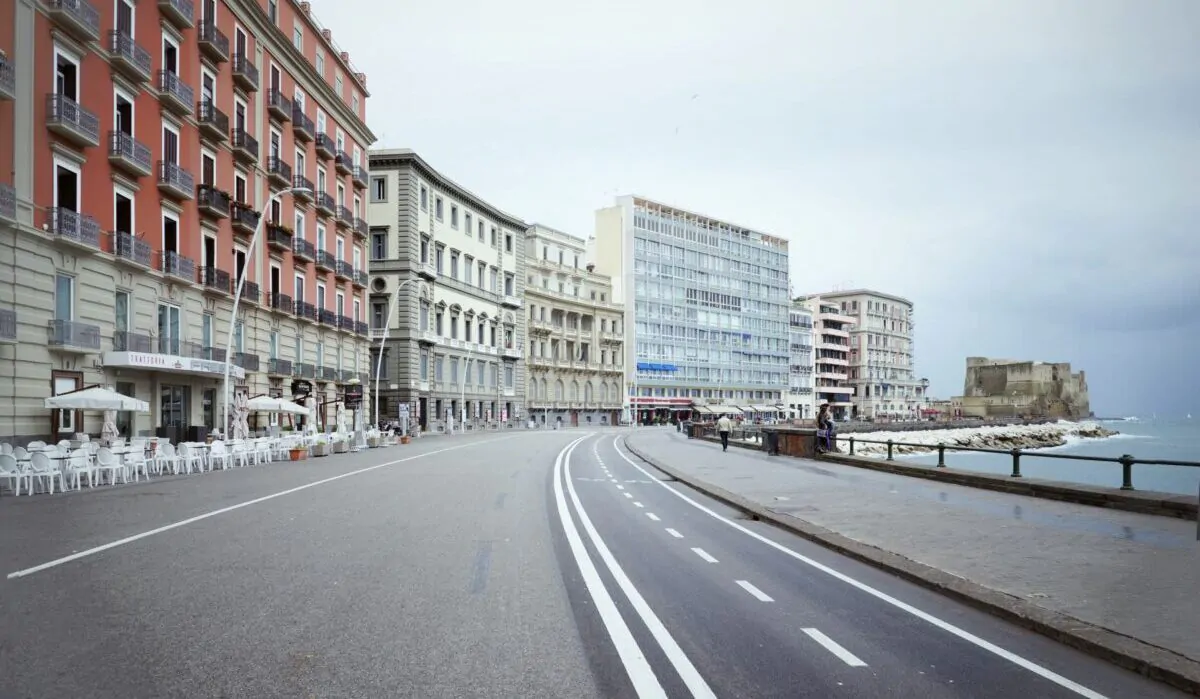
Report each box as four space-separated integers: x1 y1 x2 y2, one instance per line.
625 427 1200 693
0 428 1191 698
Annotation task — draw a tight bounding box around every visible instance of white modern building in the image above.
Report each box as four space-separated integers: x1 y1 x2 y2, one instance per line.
594 195 790 423
798 294 856 420
366 149 526 432
524 224 626 426
785 302 816 421
814 289 927 419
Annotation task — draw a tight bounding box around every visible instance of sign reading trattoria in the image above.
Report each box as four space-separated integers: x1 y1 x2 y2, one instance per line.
291 380 313 397
343 383 363 408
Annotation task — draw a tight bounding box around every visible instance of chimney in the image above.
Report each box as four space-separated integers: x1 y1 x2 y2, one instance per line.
340 51 350 63
300 1 311 15
586 263 595 273
322 29 332 41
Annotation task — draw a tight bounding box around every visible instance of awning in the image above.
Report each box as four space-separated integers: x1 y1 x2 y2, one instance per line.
45 386 150 412
692 405 714 414
749 404 777 412
246 395 309 414
712 405 744 415
102 351 246 381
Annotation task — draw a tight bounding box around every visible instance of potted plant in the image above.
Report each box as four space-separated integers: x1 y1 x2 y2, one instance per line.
289 445 307 461
400 433 411 445
366 429 380 448
332 438 349 454
311 438 330 457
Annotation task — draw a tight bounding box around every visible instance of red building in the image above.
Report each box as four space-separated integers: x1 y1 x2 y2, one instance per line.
0 0 375 442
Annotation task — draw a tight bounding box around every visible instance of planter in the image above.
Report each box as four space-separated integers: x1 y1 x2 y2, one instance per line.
332 441 348 454
311 443 330 457
289 448 306 461
367 436 380 448
400 435 411 445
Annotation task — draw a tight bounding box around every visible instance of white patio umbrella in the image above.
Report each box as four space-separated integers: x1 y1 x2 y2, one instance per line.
102 410 120 440
45 385 150 412
245 395 309 414
232 392 250 440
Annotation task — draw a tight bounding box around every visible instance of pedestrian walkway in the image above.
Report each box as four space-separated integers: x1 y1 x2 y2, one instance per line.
625 429 1200 678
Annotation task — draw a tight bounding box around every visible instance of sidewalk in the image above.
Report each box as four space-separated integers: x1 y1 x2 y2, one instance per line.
624 428 1200 692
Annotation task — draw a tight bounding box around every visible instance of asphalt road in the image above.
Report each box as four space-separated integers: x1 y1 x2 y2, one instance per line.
0 428 1187 698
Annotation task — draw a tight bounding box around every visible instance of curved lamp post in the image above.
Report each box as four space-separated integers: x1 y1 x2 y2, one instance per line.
221 185 311 439
373 277 426 435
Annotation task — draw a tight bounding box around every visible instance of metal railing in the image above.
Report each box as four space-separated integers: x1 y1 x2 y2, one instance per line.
834 435 1200 492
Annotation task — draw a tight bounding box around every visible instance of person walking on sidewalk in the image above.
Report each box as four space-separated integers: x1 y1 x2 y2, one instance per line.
716 415 733 451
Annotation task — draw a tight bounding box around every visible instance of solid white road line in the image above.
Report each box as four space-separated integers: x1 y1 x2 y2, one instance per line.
8 435 526 580
691 548 718 563
803 628 867 667
666 528 684 538
735 580 775 603
553 436 668 698
646 513 661 522
612 437 1109 699
566 437 718 699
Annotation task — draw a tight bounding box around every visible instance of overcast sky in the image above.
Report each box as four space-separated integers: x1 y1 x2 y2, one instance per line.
318 0 1199 416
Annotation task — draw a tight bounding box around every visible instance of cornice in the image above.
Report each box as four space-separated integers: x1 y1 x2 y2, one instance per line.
368 150 527 232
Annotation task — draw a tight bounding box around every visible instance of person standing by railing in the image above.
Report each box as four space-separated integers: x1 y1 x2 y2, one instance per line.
816 403 835 453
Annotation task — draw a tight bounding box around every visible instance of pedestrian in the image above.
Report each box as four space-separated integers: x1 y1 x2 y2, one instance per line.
816 403 835 453
717 414 733 452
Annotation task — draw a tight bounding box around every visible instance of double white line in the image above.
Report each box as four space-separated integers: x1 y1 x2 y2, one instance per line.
552 435 717 699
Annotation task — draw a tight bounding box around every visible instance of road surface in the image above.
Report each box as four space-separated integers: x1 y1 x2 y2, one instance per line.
0 429 1184 698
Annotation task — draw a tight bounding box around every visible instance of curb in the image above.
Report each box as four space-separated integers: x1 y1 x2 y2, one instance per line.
622 436 1200 696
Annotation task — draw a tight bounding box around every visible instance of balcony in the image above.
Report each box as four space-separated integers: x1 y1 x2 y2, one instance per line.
267 156 291 189
417 330 438 345
266 222 293 252
196 185 230 219
112 330 153 352
0 309 16 343
353 217 368 240
231 54 258 92
352 270 367 289
157 0 193 28
502 347 521 360
314 192 335 217
49 208 101 252
315 250 335 272
337 315 354 332
295 302 317 322
335 260 353 281
231 129 258 163
416 260 437 280
157 161 195 201
107 31 152 83
0 184 14 223
233 352 261 372
292 176 314 202
266 89 291 122
242 280 260 304
46 94 100 148
203 346 226 362
352 166 368 190
501 295 523 309
336 206 353 230
264 293 291 316
156 70 193 115
319 309 337 326
196 101 228 143
229 202 260 237
107 131 152 178
291 238 315 263
108 231 152 269
47 319 102 353
292 109 314 141
320 366 338 382
47 0 101 42
314 133 335 160
294 363 316 379
198 266 231 295
196 21 229 62
334 151 353 175
267 358 292 376
160 251 195 281
355 321 368 336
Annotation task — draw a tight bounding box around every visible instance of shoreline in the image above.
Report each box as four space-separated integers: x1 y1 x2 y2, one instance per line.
847 421 1120 456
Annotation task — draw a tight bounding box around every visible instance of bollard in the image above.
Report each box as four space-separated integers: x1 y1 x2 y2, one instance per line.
1010 448 1022 478
848 436 855 456
886 439 894 461
1118 454 1135 491
936 443 946 468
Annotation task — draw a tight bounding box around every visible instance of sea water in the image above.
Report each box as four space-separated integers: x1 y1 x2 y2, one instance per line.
900 417 1200 495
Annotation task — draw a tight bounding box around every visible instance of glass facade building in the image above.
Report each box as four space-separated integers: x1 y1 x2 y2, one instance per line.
594 196 790 421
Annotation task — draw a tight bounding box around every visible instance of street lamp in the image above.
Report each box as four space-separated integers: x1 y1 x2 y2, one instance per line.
221 185 310 439
373 276 426 436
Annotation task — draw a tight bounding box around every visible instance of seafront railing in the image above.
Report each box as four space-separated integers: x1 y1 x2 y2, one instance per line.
835 435 1200 491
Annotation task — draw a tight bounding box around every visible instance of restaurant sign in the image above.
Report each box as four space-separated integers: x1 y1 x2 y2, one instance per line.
291 380 313 397
102 351 245 380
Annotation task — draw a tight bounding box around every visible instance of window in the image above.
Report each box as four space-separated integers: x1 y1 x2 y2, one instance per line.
490 226 497 246
352 93 360 115
295 147 306 178
477 262 486 289
294 210 306 240
371 301 385 329
353 298 361 322
116 0 135 36
337 182 346 207
371 230 387 259
269 331 278 359
315 48 325 76
267 0 277 23
450 251 459 278
419 185 427 211
419 302 429 330
114 187 134 235
504 273 514 296
419 236 429 263
162 33 180 76
505 233 513 253
234 172 247 203
316 282 326 311
53 156 80 217
317 166 327 194
505 364 514 388
201 67 215 105
335 72 343 95
54 45 80 101
435 245 444 274
435 309 443 334
157 303 180 354
478 220 484 241
434 356 444 381
352 245 361 271
316 109 326 135
316 223 326 253
162 122 180 165
371 176 386 202
114 290 130 332
294 272 306 302
200 149 216 186
335 236 344 262
292 24 303 51
161 209 180 258
420 351 429 380
450 358 458 385
450 205 458 228
336 290 345 315
293 87 305 111
434 196 443 220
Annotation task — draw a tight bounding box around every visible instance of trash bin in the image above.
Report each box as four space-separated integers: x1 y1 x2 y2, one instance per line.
764 429 779 455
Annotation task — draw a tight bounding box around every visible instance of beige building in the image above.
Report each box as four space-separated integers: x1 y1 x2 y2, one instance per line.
809 289 927 419
366 149 526 432
797 295 856 419
956 357 1091 419
523 224 626 426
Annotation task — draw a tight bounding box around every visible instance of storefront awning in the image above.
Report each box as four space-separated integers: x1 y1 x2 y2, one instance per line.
102 351 246 381
692 405 714 414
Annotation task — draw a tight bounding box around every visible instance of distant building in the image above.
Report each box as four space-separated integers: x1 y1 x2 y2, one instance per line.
785 302 816 421
523 224 626 427
797 295 856 419
956 357 1091 419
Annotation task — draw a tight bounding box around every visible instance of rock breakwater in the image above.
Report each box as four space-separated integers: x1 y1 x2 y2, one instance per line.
850 421 1118 456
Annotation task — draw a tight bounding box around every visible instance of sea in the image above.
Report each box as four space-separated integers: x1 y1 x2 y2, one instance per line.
899 417 1200 496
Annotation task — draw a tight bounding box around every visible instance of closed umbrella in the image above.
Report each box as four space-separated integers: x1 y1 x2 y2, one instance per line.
336 402 348 435
102 410 120 440
233 392 250 440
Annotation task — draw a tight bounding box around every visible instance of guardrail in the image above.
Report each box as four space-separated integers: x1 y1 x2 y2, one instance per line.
835 435 1200 492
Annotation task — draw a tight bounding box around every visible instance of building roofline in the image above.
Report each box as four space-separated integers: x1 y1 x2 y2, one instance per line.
367 149 527 230
527 223 586 244
798 289 913 307
609 194 789 250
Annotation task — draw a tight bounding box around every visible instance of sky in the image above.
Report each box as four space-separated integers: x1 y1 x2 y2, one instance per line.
315 0 1200 417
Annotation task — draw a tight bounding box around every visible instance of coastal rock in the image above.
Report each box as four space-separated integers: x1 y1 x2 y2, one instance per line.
850 421 1119 456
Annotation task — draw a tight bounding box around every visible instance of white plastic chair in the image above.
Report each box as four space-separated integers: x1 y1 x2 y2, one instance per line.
0 443 12 456
152 443 178 475
208 441 231 470
29 451 66 493
63 448 96 489
94 448 128 486
0 454 31 495
231 441 252 468
177 443 205 474
253 438 272 465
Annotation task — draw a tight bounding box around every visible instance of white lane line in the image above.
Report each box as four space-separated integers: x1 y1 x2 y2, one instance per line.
633 501 645 508
735 580 774 602
612 437 1109 699
691 547 718 563
624 492 634 499
666 528 684 538
646 513 661 522
616 484 625 490
803 628 867 667
8 435 525 580
553 435 668 698
567 439 717 698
